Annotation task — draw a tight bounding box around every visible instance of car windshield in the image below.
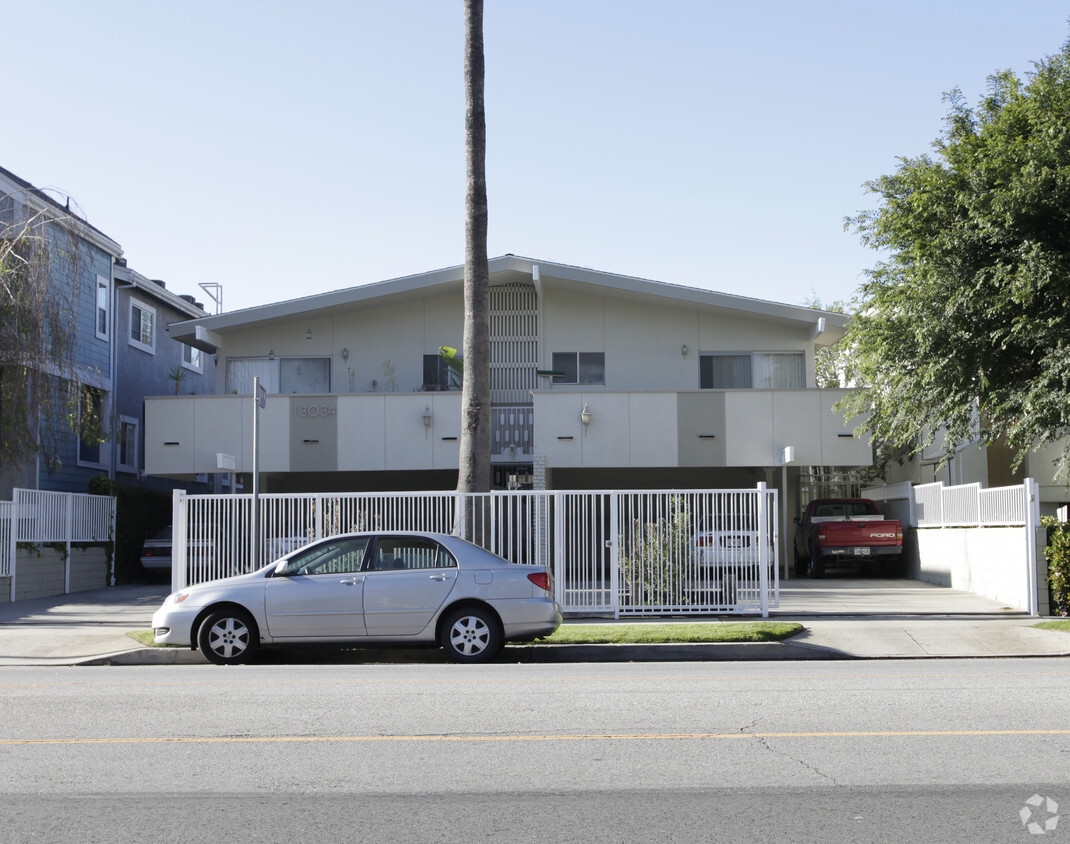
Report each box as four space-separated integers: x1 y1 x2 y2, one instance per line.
698 515 756 531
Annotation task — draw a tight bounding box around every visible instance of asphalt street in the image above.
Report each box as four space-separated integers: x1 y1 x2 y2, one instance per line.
0 659 1067 843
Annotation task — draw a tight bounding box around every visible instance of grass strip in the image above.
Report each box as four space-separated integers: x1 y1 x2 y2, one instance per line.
128 622 805 649
127 630 178 647
1033 620 1070 633
538 621 803 645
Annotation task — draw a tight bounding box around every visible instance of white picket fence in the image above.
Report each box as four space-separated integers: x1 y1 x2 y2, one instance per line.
863 479 1042 614
173 485 779 618
0 489 116 599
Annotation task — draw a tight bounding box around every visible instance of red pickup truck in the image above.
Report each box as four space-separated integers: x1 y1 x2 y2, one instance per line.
793 498 904 578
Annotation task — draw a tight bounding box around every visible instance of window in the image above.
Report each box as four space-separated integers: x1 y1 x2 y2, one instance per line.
225 357 331 395
129 299 155 353
700 352 804 390
118 416 139 474
700 354 751 389
281 537 371 576
77 386 107 467
95 276 109 340
280 357 330 393
370 537 457 571
226 359 277 395
753 353 805 389
182 343 203 372
552 352 605 385
423 354 452 390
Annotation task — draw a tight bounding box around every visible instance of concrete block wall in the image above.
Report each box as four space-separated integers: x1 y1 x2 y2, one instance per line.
70 547 110 593
0 546 110 603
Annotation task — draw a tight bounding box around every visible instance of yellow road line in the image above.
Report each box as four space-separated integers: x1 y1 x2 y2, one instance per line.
3 729 1070 746
2 669 1069 690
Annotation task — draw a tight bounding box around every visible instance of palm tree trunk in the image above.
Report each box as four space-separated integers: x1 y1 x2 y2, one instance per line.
458 0 491 498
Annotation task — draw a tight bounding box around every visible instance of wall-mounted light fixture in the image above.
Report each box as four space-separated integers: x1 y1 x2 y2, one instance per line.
341 347 349 361
268 349 275 360
422 406 433 429
306 329 312 340
580 403 592 428
681 344 689 358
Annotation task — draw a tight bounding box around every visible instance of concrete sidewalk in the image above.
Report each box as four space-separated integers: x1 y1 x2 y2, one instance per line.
0 578 1066 666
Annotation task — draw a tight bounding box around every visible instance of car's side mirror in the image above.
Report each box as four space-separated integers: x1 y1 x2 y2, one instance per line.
793 517 801 525
272 560 292 577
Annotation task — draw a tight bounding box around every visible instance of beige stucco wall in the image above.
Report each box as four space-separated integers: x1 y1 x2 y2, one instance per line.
147 393 465 476
213 284 824 400
218 294 465 396
147 388 869 477
146 277 864 480
540 288 818 393
532 389 868 470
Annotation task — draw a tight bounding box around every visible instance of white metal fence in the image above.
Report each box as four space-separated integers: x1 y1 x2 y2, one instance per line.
912 481 1029 527
173 485 779 617
866 480 1034 528
1 489 116 598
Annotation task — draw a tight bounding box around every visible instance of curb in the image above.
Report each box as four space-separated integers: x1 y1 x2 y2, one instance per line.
80 640 843 666
508 642 840 662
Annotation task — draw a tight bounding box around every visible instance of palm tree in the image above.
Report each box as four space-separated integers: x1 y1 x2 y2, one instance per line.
458 0 491 498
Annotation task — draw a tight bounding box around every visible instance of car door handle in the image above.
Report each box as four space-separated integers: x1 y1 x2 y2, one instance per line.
429 573 454 582
339 577 364 585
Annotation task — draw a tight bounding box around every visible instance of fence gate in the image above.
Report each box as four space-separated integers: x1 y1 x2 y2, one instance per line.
173 485 778 618
554 492 616 614
612 488 777 617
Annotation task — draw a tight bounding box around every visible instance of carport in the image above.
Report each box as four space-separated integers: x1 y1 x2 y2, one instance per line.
786 478 1047 616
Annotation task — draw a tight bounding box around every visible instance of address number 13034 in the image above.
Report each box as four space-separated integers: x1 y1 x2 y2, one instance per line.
294 404 336 418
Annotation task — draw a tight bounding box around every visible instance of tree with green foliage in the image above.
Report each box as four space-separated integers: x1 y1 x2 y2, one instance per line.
802 292 854 389
841 39 1070 477
0 206 104 485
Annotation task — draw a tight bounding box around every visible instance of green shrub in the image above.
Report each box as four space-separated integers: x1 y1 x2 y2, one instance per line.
89 475 172 584
619 499 694 605
1041 517 1070 617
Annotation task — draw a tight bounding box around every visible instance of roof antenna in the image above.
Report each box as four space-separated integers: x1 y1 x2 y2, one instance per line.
199 282 223 314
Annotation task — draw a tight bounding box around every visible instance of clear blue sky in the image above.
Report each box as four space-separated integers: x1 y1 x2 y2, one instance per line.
5 1 1068 313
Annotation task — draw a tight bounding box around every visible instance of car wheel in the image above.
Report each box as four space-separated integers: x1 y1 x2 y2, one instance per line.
439 607 502 664
197 608 259 665
793 549 809 577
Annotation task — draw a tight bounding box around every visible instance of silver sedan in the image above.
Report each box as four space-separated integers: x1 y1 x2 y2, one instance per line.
152 531 561 664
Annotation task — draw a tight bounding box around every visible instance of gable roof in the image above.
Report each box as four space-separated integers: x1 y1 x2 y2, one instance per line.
0 164 122 258
114 264 208 321
170 255 849 352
